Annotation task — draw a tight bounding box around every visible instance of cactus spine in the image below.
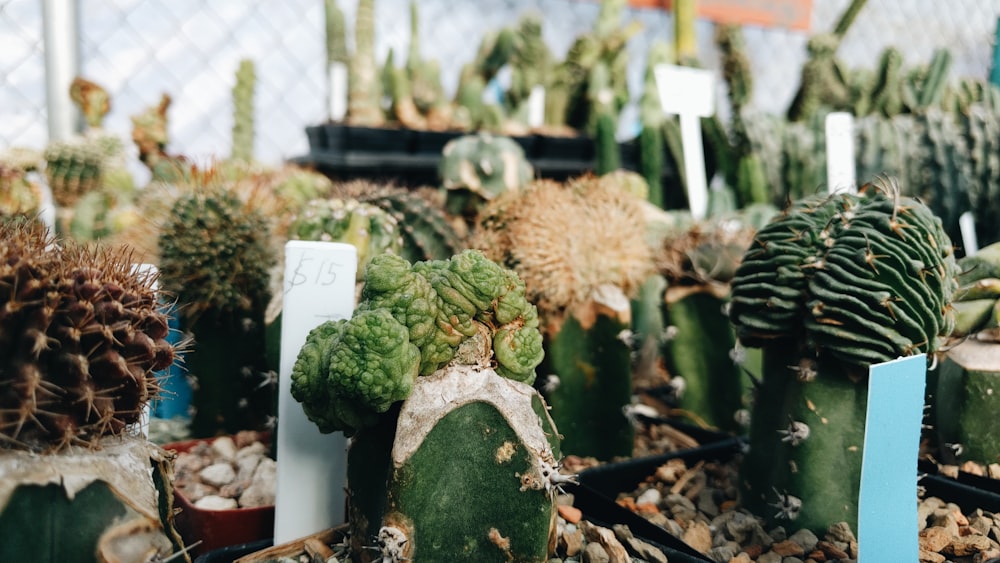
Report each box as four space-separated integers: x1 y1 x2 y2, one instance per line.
729 179 957 534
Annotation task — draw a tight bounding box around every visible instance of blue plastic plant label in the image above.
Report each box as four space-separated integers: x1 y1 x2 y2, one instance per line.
857 353 926 562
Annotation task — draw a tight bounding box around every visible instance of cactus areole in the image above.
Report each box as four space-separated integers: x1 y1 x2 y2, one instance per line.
729 178 958 534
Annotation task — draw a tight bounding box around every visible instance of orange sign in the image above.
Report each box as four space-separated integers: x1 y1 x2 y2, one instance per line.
626 0 813 31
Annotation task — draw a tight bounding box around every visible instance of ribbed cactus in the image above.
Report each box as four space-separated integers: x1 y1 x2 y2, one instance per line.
288 198 403 282
43 140 107 209
439 133 533 221
231 59 256 162
473 175 653 459
157 188 276 437
331 181 464 264
324 0 348 67
0 220 175 449
730 178 957 534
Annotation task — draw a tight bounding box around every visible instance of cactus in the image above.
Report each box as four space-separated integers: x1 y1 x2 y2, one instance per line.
439 133 533 221
69 77 111 130
347 0 384 127
293 250 562 562
0 160 43 218
729 178 957 534
157 188 276 438
638 41 672 208
231 59 256 162
656 209 771 432
43 140 107 209
506 13 552 125
288 198 403 282
933 243 1000 465
473 175 653 459
329 181 465 264
324 0 348 67
1 220 175 449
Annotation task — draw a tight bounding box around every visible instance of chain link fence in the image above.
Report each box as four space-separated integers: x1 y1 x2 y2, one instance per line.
2 0 999 167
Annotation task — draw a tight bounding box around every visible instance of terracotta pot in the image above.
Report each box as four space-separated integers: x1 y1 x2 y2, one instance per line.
164 436 275 557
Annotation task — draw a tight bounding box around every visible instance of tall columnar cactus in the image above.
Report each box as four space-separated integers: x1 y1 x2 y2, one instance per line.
158 188 276 437
324 0 348 67
231 59 256 162
292 250 563 562
348 0 384 127
506 13 552 124
729 179 957 534
473 175 653 459
638 41 672 208
439 133 533 221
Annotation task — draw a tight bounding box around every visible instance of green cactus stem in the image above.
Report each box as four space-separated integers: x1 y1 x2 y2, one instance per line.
729 179 958 534
347 0 384 127
325 0 348 66
157 189 276 437
0 436 187 563
231 59 256 162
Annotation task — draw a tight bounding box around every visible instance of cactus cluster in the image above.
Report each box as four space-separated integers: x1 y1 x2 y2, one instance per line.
0 221 175 450
730 178 957 533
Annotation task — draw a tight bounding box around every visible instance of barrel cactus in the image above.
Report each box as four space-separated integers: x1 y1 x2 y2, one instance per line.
729 178 958 534
158 188 276 437
292 250 564 562
439 133 533 221
0 220 185 560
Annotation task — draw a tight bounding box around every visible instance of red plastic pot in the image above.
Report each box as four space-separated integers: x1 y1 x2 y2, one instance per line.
164 436 275 557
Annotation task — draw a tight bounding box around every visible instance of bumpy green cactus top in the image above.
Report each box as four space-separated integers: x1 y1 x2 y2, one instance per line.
291 249 543 436
729 178 958 366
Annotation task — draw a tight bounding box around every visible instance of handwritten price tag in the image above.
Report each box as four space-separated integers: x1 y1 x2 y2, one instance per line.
275 241 357 542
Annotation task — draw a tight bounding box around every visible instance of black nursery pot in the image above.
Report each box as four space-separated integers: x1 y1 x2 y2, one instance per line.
193 539 273 563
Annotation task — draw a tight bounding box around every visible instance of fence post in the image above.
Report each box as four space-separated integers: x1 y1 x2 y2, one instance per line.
42 0 82 141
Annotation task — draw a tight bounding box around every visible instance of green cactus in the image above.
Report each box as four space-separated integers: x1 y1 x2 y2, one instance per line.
439 133 533 221
324 0 348 66
638 41 672 208
0 160 42 218
347 0 384 127
506 13 552 125
729 179 958 534
933 243 1000 465
231 59 256 162
473 175 653 460
43 140 107 209
292 250 560 562
341 185 463 264
157 188 276 438
288 198 403 282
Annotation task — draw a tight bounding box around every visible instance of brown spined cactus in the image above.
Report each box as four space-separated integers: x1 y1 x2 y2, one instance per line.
0 221 175 451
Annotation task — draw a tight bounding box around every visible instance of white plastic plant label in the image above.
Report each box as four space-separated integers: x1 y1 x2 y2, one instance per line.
654 64 715 221
274 241 358 543
825 112 856 194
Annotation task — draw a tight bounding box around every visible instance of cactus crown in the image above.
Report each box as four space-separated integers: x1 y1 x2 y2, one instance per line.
729 177 958 367
157 186 276 324
0 221 175 451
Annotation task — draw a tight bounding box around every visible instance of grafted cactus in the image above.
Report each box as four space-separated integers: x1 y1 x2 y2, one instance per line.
231 59 256 162
292 250 561 562
730 178 958 534
473 175 653 459
439 133 533 221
